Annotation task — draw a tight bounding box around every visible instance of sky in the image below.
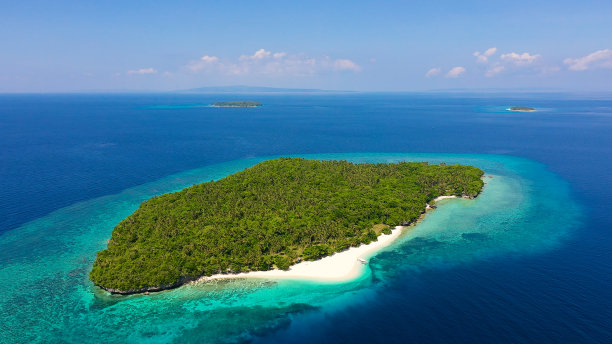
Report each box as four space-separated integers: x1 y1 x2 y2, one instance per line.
1 0 611 92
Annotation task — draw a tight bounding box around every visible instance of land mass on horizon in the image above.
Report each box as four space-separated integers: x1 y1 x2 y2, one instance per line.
90 158 484 294
508 106 536 112
211 101 262 107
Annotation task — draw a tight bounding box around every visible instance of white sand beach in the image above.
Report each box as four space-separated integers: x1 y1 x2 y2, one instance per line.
506 108 536 112
195 195 458 284
196 226 402 283
433 195 458 201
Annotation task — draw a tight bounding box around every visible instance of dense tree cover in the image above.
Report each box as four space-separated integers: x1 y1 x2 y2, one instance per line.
211 101 262 107
509 106 535 111
90 158 484 293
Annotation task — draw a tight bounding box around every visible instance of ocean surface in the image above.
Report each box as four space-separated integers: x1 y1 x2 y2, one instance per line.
0 93 610 343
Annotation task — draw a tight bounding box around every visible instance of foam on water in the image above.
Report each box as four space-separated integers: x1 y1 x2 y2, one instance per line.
0 153 582 344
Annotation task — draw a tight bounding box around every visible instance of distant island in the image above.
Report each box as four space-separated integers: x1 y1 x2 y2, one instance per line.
90 158 484 294
211 101 262 107
508 106 535 112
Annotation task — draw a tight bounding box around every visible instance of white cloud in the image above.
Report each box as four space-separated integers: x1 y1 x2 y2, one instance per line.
564 49 612 71
333 59 362 72
477 50 546 77
251 48 271 60
484 47 497 56
473 47 497 63
126 68 157 75
238 49 275 61
185 49 361 76
187 55 220 72
200 55 219 63
501 52 540 66
425 67 441 78
485 65 505 77
446 66 466 78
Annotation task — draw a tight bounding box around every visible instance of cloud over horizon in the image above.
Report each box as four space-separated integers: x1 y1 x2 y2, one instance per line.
446 66 466 78
501 52 541 66
564 49 612 71
425 67 442 78
473 47 498 63
185 49 361 77
333 59 362 72
477 50 545 77
126 68 158 75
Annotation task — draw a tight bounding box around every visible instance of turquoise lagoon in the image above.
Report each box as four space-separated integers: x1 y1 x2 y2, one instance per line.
0 153 582 343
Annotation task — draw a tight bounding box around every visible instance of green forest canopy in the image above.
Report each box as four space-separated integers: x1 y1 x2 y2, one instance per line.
90 158 484 293
509 106 535 111
211 101 262 107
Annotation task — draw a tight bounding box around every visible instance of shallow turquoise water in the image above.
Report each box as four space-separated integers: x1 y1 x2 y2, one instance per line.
0 153 582 344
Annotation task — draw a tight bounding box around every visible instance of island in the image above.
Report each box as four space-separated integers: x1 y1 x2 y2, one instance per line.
211 101 262 107
507 106 535 112
90 158 484 294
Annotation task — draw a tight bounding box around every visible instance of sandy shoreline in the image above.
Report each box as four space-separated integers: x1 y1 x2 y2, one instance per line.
196 226 403 283
432 195 458 201
506 108 536 112
193 195 459 284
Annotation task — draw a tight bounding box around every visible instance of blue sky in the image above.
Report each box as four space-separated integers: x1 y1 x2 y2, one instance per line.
1 0 611 92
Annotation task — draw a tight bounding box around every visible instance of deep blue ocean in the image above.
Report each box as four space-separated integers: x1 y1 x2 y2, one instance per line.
0 93 610 343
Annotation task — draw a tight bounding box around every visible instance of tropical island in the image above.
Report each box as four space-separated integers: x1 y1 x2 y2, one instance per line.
211 101 262 107
507 106 535 112
90 158 484 294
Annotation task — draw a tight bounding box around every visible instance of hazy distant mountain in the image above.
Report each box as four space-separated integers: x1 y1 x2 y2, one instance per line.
423 87 567 93
175 85 349 93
